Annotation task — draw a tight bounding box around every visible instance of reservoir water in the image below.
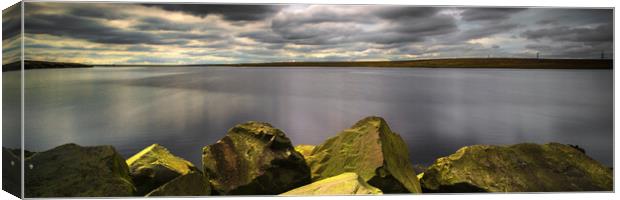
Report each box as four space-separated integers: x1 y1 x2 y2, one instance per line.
4 67 613 166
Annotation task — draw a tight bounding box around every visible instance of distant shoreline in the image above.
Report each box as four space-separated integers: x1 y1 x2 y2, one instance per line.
2 58 613 71
210 58 614 69
2 60 93 72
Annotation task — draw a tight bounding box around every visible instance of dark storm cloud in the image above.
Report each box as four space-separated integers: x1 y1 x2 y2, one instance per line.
19 3 615 63
142 4 282 21
460 8 527 21
2 3 21 40
536 19 558 25
460 23 521 40
67 5 129 20
521 24 612 43
358 17 457 45
388 14 457 36
535 9 613 25
132 17 194 31
523 22 613 59
374 7 441 20
253 6 457 46
25 43 114 51
25 14 185 45
126 45 154 52
238 31 286 44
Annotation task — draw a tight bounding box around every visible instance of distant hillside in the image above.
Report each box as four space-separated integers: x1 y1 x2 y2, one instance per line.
3 58 613 71
2 60 93 72
222 58 613 69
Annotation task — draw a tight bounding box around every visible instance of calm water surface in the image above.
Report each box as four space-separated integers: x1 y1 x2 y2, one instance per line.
10 67 613 166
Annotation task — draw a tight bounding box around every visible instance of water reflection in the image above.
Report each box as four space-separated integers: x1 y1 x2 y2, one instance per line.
22 67 613 166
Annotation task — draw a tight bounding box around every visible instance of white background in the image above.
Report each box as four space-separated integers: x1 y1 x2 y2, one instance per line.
0 0 617 200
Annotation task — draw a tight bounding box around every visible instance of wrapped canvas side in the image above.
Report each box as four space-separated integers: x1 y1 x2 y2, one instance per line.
2 1 23 198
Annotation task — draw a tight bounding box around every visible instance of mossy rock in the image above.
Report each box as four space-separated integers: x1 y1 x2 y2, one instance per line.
202 121 311 195
421 143 613 192
146 171 211 196
24 143 135 197
281 172 383 195
294 144 315 159
306 116 422 193
126 144 200 195
417 173 424 181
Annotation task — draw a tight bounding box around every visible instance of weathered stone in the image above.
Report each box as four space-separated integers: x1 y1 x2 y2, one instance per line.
202 121 311 195
126 144 200 195
412 164 427 174
306 116 422 193
281 173 382 195
295 144 315 159
145 171 211 196
24 143 135 197
421 143 613 192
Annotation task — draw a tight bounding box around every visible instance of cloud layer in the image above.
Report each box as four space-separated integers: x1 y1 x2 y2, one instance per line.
9 3 614 64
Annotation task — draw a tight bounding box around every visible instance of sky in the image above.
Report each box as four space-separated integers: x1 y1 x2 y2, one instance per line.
2 2 614 64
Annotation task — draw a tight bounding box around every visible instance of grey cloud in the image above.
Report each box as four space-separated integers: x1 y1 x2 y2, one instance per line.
25 43 113 51
2 3 21 40
524 44 553 51
25 13 196 45
184 42 231 49
534 9 612 26
132 17 194 31
460 23 520 40
460 8 527 21
251 6 457 46
126 45 154 52
521 24 612 43
238 30 287 44
142 4 282 21
375 7 441 20
523 22 613 59
18 3 615 63
536 19 558 25
67 5 129 20
389 14 457 35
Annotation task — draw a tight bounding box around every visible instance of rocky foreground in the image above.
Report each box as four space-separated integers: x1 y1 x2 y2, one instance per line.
5 116 612 197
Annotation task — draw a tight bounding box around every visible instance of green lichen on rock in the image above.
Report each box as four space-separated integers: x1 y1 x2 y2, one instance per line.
202 121 311 195
280 172 383 195
24 143 135 197
295 144 315 159
146 171 211 196
306 116 422 193
421 143 613 192
126 144 201 195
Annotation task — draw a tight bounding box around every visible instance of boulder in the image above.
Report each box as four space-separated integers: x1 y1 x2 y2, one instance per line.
24 143 135 197
421 143 613 192
126 144 201 195
417 173 424 181
202 121 311 195
146 171 211 196
280 172 382 195
412 164 427 174
305 116 422 193
294 144 315 158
